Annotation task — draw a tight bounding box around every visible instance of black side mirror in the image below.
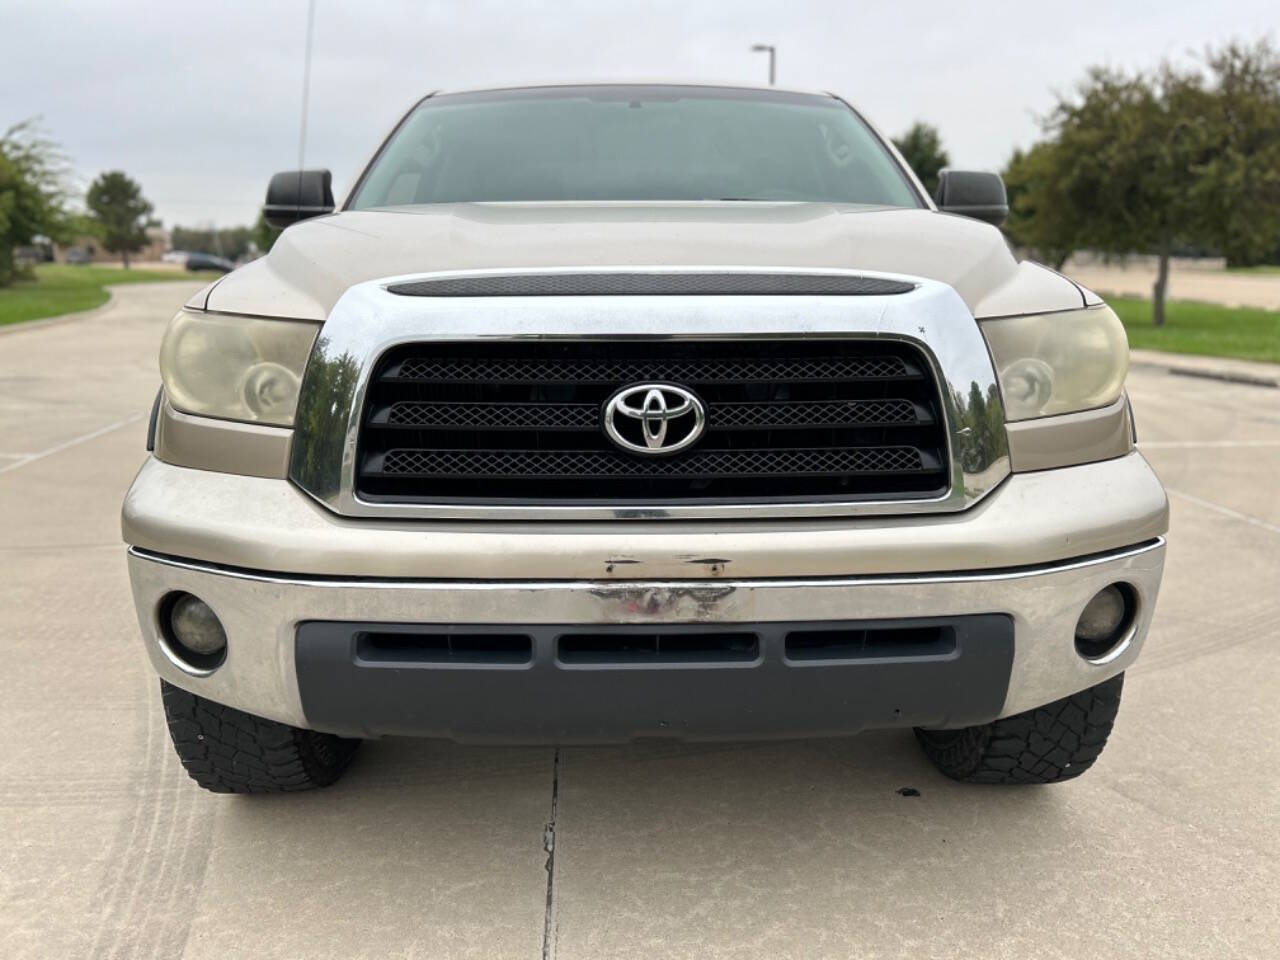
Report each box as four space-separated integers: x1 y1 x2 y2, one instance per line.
263 169 335 229
934 169 1008 227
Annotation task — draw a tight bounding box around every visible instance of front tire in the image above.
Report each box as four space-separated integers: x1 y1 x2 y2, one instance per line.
915 673 1124 785
160 680 359 793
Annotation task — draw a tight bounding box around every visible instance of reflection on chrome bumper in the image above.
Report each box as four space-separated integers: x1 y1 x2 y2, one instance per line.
127 539 1165 736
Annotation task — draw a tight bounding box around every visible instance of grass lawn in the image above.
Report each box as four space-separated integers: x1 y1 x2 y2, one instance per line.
1225 264 1280 275
0 264 221 327
1109 296 1280 364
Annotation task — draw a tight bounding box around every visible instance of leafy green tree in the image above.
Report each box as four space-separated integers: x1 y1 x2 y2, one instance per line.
1007 41 1280 322
85 171 153 268
1191 39 1280 267
1002 143 1078 270
253 211 282 255
1042 65 1211 326
0 120 69 286
892 122 950 197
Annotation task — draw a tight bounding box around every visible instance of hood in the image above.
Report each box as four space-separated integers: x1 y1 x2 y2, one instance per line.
202 202 1084 321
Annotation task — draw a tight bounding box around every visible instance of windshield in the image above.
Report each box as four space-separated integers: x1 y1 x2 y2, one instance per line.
349 85 922 208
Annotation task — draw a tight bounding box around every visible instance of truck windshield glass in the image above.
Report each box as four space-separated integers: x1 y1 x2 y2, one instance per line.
350 86 922 208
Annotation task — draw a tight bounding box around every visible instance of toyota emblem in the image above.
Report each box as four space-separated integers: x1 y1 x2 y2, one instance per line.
602 383 706 456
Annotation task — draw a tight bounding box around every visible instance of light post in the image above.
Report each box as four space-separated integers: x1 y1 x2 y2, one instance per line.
750 44 776 85
298 0 316 171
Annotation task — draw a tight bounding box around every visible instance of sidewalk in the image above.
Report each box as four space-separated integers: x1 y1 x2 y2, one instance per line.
1129 348 1279 388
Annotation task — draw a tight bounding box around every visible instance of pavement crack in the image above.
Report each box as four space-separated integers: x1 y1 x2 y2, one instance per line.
541 747 561 960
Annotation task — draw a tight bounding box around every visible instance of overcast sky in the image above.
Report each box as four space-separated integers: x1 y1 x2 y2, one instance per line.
3 0 1275 227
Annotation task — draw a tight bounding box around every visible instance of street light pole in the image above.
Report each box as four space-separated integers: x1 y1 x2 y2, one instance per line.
750 44 776 85
298 0 316 172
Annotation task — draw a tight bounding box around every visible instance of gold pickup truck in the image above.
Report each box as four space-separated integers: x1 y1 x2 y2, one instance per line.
122 82 1166 793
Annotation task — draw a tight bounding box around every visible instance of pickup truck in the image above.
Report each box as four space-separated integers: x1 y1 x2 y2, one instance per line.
122 82 1167 793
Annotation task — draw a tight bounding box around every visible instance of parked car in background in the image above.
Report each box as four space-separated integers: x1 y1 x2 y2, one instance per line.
64 247 94 265
124 82 1167 794
184 252 235 273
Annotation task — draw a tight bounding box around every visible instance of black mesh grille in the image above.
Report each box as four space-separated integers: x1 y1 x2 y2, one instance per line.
376 446 930 478
357 340 949 505
378 397 927 431
385 402 600 429
390 354 911 384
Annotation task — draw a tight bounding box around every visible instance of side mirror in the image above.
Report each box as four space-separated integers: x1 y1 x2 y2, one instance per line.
934 169 1008 227
263 169 335 229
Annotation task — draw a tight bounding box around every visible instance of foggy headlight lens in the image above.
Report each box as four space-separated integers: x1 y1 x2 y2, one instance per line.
981 305 1129 421
159 310 319 426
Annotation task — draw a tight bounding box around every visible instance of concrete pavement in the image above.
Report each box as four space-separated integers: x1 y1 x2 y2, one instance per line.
2 283 1278 959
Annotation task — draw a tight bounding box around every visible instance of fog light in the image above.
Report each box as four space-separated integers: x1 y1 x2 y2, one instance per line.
160 592 227 672
1074 583 1135 661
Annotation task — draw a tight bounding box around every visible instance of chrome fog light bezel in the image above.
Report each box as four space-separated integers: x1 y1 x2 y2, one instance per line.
1074 582 1138 664
157 591 228 675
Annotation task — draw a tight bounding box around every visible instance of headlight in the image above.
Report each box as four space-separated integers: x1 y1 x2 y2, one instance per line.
980 305 1129 421
159 310 320 426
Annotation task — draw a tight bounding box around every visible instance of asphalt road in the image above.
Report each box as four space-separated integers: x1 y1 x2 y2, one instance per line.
2 283 1277 960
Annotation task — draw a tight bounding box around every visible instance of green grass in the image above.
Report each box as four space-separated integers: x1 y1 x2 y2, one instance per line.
1109 296 1280 364
1225 264 1280 275
0 264 220 327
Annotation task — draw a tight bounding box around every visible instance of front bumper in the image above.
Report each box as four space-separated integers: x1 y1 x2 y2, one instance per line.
123 450 1167 741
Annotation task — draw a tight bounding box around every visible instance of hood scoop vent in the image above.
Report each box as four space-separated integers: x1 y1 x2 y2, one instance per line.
385 272 915 298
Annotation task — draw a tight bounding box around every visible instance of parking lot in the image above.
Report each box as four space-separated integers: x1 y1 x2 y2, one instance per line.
2 282 1277 960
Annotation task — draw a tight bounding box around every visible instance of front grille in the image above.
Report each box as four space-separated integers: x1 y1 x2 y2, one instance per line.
356 340 949 505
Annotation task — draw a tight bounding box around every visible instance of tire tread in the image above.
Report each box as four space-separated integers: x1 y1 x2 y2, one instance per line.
160 680 359 793
915 673 1124 785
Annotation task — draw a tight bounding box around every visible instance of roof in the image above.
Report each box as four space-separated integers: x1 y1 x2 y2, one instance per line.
429 79 837 100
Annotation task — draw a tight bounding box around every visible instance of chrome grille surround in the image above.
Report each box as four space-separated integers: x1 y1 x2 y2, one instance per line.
288 267 1011 520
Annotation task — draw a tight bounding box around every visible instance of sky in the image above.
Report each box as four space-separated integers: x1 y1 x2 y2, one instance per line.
3 0 1276 228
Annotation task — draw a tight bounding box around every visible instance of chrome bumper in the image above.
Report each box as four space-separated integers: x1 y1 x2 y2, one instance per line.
123 450 1168 736
125 537 1165 735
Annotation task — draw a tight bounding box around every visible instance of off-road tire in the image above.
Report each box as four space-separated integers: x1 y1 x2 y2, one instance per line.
915 673 1124 785
160 680 360 793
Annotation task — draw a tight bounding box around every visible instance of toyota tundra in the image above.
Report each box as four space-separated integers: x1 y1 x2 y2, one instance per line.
122 83 1167 793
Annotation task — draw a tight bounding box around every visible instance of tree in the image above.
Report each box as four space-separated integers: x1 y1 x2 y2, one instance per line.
85 171 153 268
1002 143 1078 270
0 120 69 286
1041 65 1211 326
1191 39 1280 267
253 211 282 255
1006 41 1280 324
892 122 950 197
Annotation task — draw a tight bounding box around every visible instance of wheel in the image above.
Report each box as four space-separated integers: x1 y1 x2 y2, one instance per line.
160 680 360 793
915 673 1124 785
